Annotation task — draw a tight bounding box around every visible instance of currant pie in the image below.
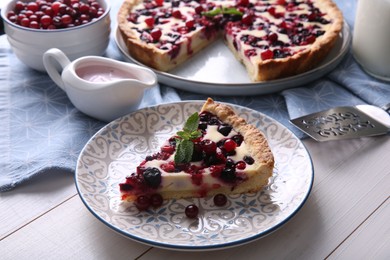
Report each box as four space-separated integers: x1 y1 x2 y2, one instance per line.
118 0 343 81
119 98 274 202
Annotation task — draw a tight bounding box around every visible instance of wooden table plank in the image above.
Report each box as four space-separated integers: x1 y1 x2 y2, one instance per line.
0 169 76 239
0 195 150 259
329 198 389 259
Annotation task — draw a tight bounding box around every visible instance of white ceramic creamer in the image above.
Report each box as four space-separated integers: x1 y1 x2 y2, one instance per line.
43 48 157 122
352 0 390 81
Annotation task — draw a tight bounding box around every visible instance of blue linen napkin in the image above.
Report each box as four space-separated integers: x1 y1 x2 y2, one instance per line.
1 0 389 191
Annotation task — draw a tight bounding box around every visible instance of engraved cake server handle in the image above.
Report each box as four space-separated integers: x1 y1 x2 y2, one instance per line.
290 103 390 142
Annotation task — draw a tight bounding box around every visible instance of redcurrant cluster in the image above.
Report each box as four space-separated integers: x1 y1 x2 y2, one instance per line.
6 0 105 30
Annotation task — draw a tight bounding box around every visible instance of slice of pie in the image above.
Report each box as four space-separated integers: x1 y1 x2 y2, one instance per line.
119 98 274 202
117 0 343 81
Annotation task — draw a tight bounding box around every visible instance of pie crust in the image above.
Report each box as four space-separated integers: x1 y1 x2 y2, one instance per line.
118 0 344 81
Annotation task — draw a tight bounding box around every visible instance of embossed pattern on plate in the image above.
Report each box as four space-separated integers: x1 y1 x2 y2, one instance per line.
75 101 314 251
114 22 351 96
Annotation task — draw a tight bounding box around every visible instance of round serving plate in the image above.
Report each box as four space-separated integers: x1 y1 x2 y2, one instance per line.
75 101 314 251
115 22 351 96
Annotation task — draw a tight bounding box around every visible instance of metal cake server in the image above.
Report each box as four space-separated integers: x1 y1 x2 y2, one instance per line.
290 103 390 141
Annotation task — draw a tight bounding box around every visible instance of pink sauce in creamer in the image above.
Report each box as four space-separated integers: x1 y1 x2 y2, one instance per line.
76 65 137 82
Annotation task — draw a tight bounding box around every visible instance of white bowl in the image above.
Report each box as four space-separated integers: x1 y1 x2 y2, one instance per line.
1 0 111 71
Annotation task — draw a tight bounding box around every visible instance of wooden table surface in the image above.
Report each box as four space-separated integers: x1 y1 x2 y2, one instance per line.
1 136 389 259
1 1 389 259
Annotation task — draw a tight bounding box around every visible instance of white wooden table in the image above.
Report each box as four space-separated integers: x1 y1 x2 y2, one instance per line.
1 135 389 259
1 1 389 259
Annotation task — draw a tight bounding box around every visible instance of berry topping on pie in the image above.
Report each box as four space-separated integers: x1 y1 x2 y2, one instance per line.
118 0 343 81
119 98 274 204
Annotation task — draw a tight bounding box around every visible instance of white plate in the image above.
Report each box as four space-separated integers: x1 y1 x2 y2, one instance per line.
75 101 313 251
115 22 351 96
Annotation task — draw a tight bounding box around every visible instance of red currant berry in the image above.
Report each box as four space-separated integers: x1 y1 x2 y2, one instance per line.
223 139 237 152
80 13 90 22
16 13 26 24
306 35 316 44
79 3 90 14
261 49 274 60
161 145 175 154
150 194 163 208
150 29 162 41
24 10 34 18
7 0 106 30
235 161 246 170
213 193 227 206
160 162 175 173
52 15 63 27
237 0 249 6
144 17 155 27
91 2 101 9
8 15 17 23
172 10 182 19
135 195 151 211
14 1 25 12
194 5 203 15
267 33 278 43
44 7 54 17
27 2 39 12
241 13 253 26
89 6 98 17
52 1 62 14
7 11 15 19
61 14 73 25
20 17 30 27
185 19 195 29
155 0 164 7
72 2 80 10
308 12 317 21
185 204 199 218
58 4 68 15
201 139 217 155
29 20 40 29
268 7 276 16
35 11 45 20
210 165 224 178
40 15 52 27
29 14 38 22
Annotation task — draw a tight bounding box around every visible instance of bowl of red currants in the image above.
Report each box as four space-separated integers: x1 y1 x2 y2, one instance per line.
1 0 111 71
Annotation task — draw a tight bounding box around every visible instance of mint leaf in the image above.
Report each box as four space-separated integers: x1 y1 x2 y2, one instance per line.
202 8 222 17
174 139 193 164
176 130 190 140
221 7 243 16
190 130 202 140
174 112 202 164
183 112 200 132
202 7 243 17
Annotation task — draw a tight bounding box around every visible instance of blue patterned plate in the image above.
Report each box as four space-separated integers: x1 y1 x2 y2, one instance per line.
75 101 313 251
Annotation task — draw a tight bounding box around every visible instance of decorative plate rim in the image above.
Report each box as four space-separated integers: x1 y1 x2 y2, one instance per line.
75 100 314 251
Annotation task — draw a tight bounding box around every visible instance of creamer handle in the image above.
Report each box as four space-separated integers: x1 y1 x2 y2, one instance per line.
43 48 71 91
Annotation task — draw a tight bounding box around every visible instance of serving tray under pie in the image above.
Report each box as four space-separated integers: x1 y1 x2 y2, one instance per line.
114 22 351 96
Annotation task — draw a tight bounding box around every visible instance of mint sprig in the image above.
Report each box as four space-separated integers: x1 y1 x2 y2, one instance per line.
202 7 243 17
174 112 201 164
